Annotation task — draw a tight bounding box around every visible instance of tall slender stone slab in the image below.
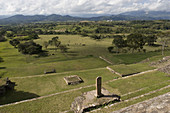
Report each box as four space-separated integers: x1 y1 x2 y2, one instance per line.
96 76 102 98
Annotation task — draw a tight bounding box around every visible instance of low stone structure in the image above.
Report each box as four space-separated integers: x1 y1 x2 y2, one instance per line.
44 69 56 74
64 75 83 85
96 77 103 98
0 78 16 95
150 56 170 66
71 77 120 113
71 88 120 113
158 64 170 74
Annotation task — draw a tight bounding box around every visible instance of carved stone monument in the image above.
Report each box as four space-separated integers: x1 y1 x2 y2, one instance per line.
71 76 121 112
96 76 103 98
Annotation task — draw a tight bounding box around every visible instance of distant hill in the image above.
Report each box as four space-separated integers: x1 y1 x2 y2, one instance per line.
0 11 170 24
0 15 10 19
121 10 170 20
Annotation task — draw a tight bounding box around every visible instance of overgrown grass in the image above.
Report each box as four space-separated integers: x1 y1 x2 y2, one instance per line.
0 69 119 105
105 71 169 95
1 35 169 78
0 87 96 113
108 63 155 75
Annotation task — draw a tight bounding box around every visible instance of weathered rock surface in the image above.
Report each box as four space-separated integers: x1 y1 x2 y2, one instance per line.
112 92 170 113
150 56 170 66
158 64 170 74
71 88 120 113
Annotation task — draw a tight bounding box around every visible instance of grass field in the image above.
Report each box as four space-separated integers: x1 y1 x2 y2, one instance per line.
105 71 169 95
108 63 155 75
0 34 170 112
1 35 168 77
0 68 119 105
0 71 169 112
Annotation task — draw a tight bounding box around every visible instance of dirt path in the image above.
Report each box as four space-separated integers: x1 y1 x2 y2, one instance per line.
0 68 159 108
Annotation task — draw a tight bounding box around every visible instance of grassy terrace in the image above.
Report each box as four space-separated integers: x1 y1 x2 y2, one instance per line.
105 71 169 95
0 69 119 105
94 88 170 113
0 87 96 113
1 35 168 78
0 57 109 77
0 34 170 112
0 71 169 112
108 63 156 76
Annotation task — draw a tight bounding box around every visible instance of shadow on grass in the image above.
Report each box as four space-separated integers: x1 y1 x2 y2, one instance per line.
0 67 6 69
150 44 162 47
122 72 140 77
0 90 40 105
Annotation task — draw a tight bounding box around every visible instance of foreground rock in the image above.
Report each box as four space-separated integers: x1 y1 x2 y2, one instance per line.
158 64 170 74
0 78 16 95
71 88 120 113
112 92 170 113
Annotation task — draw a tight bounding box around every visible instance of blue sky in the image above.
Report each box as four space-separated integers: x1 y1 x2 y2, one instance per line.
0 0 169 16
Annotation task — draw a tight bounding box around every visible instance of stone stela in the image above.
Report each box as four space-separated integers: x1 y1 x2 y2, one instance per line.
96 76 103 98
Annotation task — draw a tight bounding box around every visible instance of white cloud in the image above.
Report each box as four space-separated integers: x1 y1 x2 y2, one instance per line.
0 0 169 16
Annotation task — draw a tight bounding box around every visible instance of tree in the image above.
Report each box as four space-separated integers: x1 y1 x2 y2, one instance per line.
18 41 42 55
127 33 146 53
59 45 69 53
0 30 7 42
0 57 3 62
28 33 39 40
112 35 127 53
49 36 61 51
9 39 20 48
108 46 114 53
145 35 157 46
0 35 6 42
6 32 14 38
158 32 170 55
43 41 49 49
90 34 103 40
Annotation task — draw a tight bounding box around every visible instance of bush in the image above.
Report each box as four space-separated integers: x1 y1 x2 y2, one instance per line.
9 39 20 48
0 36 6 42
108 46 114 53
18 41 42 55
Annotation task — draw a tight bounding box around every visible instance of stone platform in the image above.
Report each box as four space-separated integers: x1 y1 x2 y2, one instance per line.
64 75 83 85
71 88 120 113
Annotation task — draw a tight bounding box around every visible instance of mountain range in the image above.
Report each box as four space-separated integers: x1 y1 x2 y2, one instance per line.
0 11 170 24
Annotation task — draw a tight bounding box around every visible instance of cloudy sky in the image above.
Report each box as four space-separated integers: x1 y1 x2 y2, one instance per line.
0 0 169 16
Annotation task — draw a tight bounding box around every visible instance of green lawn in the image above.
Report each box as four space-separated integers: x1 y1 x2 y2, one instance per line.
1 35 169 78
0 57 109 77
0 87 95 113
0 68 119 105
105 71 169 95
0 71 169 112
108 63 155 75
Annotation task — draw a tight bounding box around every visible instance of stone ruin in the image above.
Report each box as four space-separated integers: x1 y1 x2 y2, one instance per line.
44 69 56 74
158 64 170 74
71 76 120 113
150 56 170 66
96 77 103 98
64 75 83 85
0 78 16 95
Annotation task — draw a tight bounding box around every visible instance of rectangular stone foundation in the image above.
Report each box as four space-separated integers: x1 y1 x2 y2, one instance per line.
64 75 83 85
